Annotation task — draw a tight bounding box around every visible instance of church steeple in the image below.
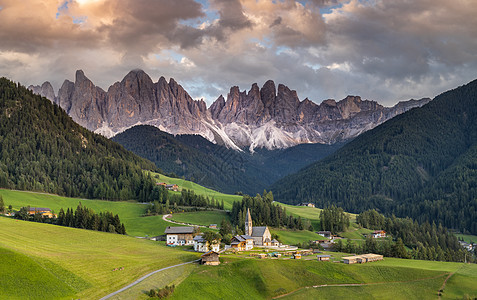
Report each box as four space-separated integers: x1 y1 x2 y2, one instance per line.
245 208 253 236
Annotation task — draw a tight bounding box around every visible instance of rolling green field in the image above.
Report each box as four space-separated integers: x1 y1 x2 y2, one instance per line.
149 172 242 210
0 189 179 237
170 210 230 226
167 256 476 300
0 217 199 299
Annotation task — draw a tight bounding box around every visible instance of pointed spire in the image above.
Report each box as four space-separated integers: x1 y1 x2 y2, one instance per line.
246 208 252 224
245 208 253 236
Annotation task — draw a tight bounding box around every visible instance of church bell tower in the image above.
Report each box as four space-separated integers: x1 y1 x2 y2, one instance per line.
245 208 253 236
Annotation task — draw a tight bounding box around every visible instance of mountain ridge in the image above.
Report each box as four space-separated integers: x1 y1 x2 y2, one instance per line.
29 70 430 151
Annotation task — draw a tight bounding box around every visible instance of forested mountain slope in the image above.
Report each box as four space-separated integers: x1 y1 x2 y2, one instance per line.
272 79 477 234
0 78 156 201
113 125 343 194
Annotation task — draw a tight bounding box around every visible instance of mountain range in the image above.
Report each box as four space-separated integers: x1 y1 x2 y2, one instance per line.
29 70 430 152
272 79 477 235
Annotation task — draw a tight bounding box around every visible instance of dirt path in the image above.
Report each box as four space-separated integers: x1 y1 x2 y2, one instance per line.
273 273 449 299
99 259 199 300
438 272 455 300
162 214 208 228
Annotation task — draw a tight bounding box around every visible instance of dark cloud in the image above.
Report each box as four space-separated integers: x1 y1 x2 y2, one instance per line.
269 17 282 28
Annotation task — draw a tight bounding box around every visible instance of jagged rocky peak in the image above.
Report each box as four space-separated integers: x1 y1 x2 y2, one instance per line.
28 81 56 102
30 70 432 151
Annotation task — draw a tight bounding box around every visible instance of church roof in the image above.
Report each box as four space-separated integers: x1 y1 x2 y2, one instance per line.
251 226 268 237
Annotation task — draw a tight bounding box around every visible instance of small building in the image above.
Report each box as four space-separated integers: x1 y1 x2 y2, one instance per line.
231 235 254 251
342 253 383 264
26 207 56 218
156 182 167 187
258 253 267 259
166 184 179 192
372 230 386 238
317 255 331 261
201 251 220 266
271 239 280 247
299 203 315 208
293 253 301 259
208 224 217 229
193 235 220 253
459 241 474 251
164 226 195 246
317 231 332 238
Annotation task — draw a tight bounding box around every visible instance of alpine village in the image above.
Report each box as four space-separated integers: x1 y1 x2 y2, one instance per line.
1 1 477 299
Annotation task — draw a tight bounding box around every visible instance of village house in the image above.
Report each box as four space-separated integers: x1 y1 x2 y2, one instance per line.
193 235 220 253
298 203 315 208
156 182 167 187
342 253 383 264
317 231 332 238
26 207 56 218
245 208 272 246
231 235 254 251
166 184 179 192
317 254 331 261
208 224 217 229
372 230 386 238
164 226 195 246
459 241 474 251
200 251 220 265
293 252 302 259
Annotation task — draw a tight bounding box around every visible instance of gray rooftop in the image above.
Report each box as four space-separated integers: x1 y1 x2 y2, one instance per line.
164 226 195 234
251 226 268 237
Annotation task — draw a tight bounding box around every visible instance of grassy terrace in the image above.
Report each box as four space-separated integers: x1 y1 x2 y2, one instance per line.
0 217 199 299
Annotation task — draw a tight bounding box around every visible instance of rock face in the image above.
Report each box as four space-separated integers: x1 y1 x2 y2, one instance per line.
28 82 56 103
29 70 431 151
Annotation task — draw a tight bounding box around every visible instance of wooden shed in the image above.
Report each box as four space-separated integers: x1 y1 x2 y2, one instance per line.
200 251 220 266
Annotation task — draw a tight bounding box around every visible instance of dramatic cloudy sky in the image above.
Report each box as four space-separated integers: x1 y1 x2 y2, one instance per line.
0 0 476 106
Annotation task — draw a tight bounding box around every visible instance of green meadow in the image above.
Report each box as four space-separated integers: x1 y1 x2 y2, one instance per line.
271 229 323 245
0 189 179 237
170 210 230 226
0 217 199 299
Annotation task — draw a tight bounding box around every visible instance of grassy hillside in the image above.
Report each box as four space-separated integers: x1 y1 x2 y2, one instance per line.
272 78 477 235
169 256 476 299
149 172 242 210
0 217 199 299
0 189 179 237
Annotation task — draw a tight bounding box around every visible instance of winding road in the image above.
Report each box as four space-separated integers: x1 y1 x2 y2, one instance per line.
99 259 199 300
162 214 208 228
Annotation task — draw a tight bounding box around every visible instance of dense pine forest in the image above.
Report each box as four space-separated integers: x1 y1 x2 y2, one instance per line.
272 79 477 234
230 191 306 231
113 125 342 195
0 78 157 201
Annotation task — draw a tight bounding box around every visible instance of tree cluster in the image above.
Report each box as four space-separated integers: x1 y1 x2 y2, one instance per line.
355 209 472 262
0 78 157 202
14 203 126 235
320 205 350 234
230 191 303 231
145 187 224 215
146 285 175 298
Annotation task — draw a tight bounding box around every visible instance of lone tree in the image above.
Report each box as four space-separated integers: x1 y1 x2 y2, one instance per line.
0 195 4 213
